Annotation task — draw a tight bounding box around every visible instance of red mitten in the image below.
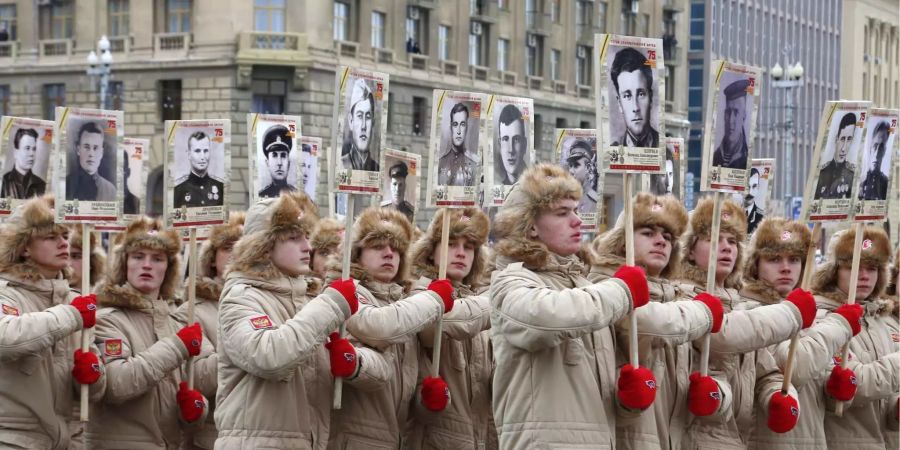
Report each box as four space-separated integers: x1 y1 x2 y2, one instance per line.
613 265 649 308
693 293 724 333
72 349 102 385
834 304 863 336
176 382 205 423
785 288 816 329
176 322 202 357
421 376 451 412
329 278 358 315
616 364 657 410
767 391 800 433
428 279 454 313
826 366 858 401
324 332 358 378
71 294 97 329
688 372 722 416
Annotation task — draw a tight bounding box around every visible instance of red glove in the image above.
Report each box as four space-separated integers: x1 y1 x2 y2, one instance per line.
324 332 358 378
72 349 102 385
767 391 800 433
613 265 649 308
428 279 454 313
826 366 858 401
329 278 358 315
176 382 205 423
693 293 724 333
71 294 97 329
616 364 657 410
176 322 202 357
688 372 722 416
785 288 817 329
834 304 863 336
421 376 451 412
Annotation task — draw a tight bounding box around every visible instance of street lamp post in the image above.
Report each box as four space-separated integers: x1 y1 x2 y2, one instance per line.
86 35 113 109
770 55 804 218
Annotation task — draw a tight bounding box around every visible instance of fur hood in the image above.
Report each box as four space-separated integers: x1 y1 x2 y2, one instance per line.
739 278 784 306
68 226 107 289
811 226 890 303
229 194 315 280
195 276 223 303
104 217 182 300
339 206 414 286
886 245 898 297
311 217 344 253
199 212 245 279
96 282 171 310
493 164 583 270
679 196 746 290
324 259 410 294
0 195 70 282
284 190 321 221
410 207 489 289
591 193 688 279
742 218 813 287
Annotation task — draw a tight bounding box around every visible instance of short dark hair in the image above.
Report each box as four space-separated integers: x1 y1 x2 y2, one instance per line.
610 48 653 103
749 167 760 179
13 128 38 149
498 104 523 128
838 113 856 132
187 131 208 149
75 122 104 149
872 121 890 158
301 143 312 154
450 103 469 121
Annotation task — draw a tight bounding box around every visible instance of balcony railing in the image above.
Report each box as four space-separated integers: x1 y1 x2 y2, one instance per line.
108 35 132 54
154 32 191 54
501 71 517 86
527 76 543 91
39 38 72 57
335 40 358 58
441 60 459 76
0 41 17 59
409 54 428 71
470 65 489 81
553 80 567 94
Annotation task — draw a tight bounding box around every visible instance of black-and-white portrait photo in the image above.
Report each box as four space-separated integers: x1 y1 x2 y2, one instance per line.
173 128 225 208
300 142 318 199
858 119 893 201
649 144 676 196
493 103 528 185
123 150 139 215
560 138 599 215
66 120 117 202
743 167 766 233
340 77 380 172
257 124 297 199
608 46 660 148
2 126 50 199
380 159 417 223
437 101 480 187
712 76 752 170
814 112 858 200
122 138 147 216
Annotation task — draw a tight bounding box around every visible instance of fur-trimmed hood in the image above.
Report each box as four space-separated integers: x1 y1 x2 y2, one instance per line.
199 212 245 279
96 282 171 310
493 164 583 270
739 278 785 306
410 207 489 288
0 195 70 281
68 226 107 289
284 190 321 221
324 259 410 294
811 226 891 303
311 218 344 253
229 194 315 280
341 207 415 285
104 216 182 300
742 218 813 289
195 276 223 303
679 196 746 290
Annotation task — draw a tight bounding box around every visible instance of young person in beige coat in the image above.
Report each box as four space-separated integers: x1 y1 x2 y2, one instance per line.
214 194 362 449
407 207 497 450
810 226 899 449
67 226 107 293
0 195 104 449
88 217 211 449
325 207 456 449
675 198 815 449
588 192 723 449
489 164 651 449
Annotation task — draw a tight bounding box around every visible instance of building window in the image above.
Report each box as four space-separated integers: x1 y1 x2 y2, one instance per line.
0 85 9 116
166 0 191 33
550 0 561 23
555 117 567 129
42 84 65 120
550 49 560 81
0 4 17 41
498 0 508 10
254 0 285 32
469 22 488 66
108 81 124 111
580 120 591 129
638 12 649 37
159 79 182 122
39 1 74 39
526 34 543 77
534 113 543 150
406 7 427 54
525 0 541 28
575 45 591 86
497 38 509 71
412 96 426 136
665 68 675 108
438 25 451 61
333 1 349 40
251 78 287 115
597 1 607 34
576 0 593 28
108 0 129 36
371 11 385 48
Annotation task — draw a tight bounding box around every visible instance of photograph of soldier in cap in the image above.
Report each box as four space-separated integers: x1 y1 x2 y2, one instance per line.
743 167 765 233
712 77 752 170
493 103 529 185
341 77 379 172
859 119 892 201
814 112 857 200
257 124 297 199
608 46 660 148
381 161 416 223
561 138 599 215
1 126 49 199
300 141 318 199
438 101 480 186
173 130 225 208
65 120 117 202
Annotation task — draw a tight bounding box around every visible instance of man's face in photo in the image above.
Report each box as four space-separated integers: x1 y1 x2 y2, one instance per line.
724 96 746 147
300 150 313 187
350 98 373 152
451 109 468 148
266 150 290 182
615 69 651 137
498 119 525 178
188 136 211 174
834 123 855 164
868 129 887 171
77 130 104 175
14 133 37 174
390 175 406 204
745 172 760 207
665 159 674 193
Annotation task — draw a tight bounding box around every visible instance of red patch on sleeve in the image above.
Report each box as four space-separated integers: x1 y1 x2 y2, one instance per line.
249 315 274 330
104 339 122 357
2 304 19 316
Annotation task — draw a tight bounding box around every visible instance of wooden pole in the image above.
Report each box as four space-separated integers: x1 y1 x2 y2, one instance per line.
622 173 639 367
700 192 723 376
79 224 91 422
186 228 198 389
834 222 865 417
781 222 822 394
333 194 355 410
431 211 451 377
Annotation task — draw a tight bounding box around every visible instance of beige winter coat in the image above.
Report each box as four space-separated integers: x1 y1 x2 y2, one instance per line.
490 251 634 449
87 283 214 449
0 269 105 450
407 276 496 450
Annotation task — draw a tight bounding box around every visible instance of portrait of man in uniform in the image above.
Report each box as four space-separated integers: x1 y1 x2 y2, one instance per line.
300 143 317 198
859 120 890 201
494 104 528 185
174 131 224 208
438 102 479 186
565 139 598 214
610 47 659 148
743 168 764 234
2 127 46 199
814 112 857 200
341 78 379 171
258 125 296 199
66 121 116 201
649 145 675 195
123 150 139 215
712 79 750 170
381 161 415 223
